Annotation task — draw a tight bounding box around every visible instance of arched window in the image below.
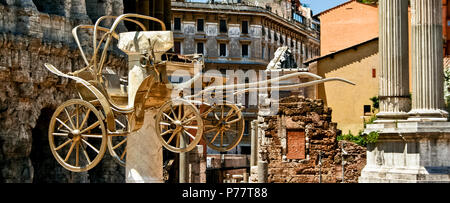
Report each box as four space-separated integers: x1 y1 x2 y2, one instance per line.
32 0 65 16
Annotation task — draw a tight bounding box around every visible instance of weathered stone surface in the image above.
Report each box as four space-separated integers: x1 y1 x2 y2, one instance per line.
0 1 127 183
256 95 366 183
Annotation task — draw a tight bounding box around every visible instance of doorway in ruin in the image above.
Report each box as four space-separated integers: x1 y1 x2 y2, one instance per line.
30 107 76 183
32 0 65 16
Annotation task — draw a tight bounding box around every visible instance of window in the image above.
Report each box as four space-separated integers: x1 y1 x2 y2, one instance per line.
242 44 249 58
242 21 248 34
174 18 181 31
174 41 181 54
372 68 376 78
197 19 204 32
197 42 204 54
219 19 227 33
364 105 372 115
219 43 227 57
262 45 265 59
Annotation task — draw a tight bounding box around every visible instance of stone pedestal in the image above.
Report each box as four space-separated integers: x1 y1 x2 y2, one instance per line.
359 122 450 183
360 0 450 183
126 109 164 183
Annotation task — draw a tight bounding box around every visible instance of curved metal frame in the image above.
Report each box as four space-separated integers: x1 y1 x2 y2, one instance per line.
45 13 357 172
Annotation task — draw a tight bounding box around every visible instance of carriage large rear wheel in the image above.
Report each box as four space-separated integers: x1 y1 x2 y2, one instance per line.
201 103 244 152
48 99 107 172
155 99 203 153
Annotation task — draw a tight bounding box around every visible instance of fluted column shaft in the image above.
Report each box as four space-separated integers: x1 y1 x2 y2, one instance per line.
409 0 448 120
377 0 411 120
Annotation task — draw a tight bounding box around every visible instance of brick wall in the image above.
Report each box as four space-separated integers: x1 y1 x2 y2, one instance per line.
258 95 366 183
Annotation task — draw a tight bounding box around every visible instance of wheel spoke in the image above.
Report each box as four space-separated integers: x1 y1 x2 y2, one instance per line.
58 129 70 133
81 134 103 139
81 139 99 154
64 108 76 130
170 106 178 120
227 118 241 125
160 129 174 137
80 143 92 164
181 115 197 125
52 132 69 137
167 131 177 144
113 137 128 150
55 139 72 151
200 107 215 118
159 122 171 126
64 141 76 162
183 126 198 130
181 111 194 122
221 105 224 119
178 104 182 121
163 112 175 122
220 131 224 147
75 142 80 167
79 108 91 129
120 148 127 160
183 130 196 140
56 118 73 132
80 121 100 134
204 128 216 134
209 130 221 144
214 112 220 121
224 108 236 121
76 104 79 129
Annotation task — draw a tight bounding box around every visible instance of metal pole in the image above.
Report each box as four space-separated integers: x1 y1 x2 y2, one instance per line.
342 143 345 183
250 120 258 167
179 133 188 183
318 151 322 183
341 142 347 183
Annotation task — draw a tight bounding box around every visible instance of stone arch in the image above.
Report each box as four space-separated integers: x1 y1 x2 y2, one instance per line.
30 107 89 183
32 0 65 16
85 0 103 24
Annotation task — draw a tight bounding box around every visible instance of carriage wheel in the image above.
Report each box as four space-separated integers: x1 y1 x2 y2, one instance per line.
107 114 128 167
155 99 204 153
202 103 244 152
48 99 107 172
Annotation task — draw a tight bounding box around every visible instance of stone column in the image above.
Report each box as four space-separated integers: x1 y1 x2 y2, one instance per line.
376 0 410 120
126 109 164 183
409 0 448 121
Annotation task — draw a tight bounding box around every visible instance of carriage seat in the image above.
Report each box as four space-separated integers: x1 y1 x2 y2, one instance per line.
117 31 174 62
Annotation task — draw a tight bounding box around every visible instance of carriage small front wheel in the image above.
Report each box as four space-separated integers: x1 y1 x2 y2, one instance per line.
48 99 108 172
155 99 204 153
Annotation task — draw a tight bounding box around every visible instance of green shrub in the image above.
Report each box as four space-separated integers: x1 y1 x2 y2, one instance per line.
337 130 379 147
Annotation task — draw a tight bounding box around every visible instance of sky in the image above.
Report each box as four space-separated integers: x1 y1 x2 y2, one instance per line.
185 0 351 16
300 0 350 15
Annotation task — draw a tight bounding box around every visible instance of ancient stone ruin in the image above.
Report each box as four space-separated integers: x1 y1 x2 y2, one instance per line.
252 95 366 183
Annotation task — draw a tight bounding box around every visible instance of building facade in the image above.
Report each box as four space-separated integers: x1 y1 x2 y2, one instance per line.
170 0 320 154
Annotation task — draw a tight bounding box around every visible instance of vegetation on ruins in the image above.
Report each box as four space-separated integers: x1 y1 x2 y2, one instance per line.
337 131 379 147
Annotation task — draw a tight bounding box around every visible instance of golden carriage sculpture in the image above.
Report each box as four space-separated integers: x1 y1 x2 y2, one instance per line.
45 14 355 172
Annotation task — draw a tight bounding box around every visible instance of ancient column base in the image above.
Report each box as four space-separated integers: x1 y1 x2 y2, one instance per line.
407 109 449 122
359 121 450 183
375 112 410 122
